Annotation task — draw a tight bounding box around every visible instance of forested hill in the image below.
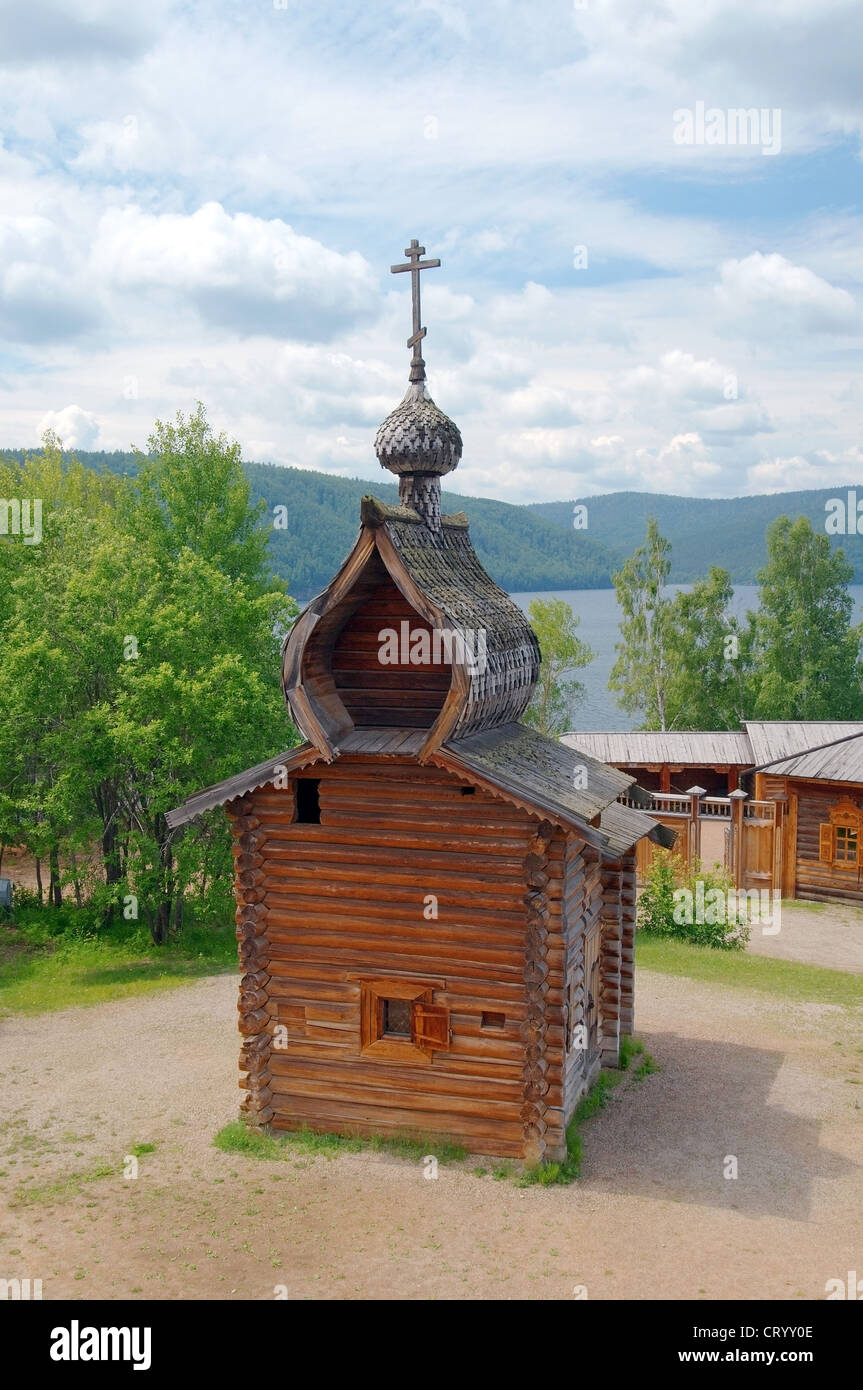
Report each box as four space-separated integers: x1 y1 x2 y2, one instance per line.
528 488 863 583
0 449 616 601
6 446 860 594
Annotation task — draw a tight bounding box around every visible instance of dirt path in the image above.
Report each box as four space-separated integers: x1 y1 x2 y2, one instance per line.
746 899 863 973
1 970 861 1301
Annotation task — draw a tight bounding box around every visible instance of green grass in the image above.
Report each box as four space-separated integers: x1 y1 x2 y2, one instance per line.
9 1159 117 1208
636 932 863 1008
517 1052 658 1188
213 1120 467 1166
0 921 237 1016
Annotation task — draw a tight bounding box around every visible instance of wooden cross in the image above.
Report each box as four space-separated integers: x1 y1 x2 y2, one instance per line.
391 238 441 364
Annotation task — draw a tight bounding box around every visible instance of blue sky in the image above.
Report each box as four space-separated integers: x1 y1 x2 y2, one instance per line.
1 0 863 503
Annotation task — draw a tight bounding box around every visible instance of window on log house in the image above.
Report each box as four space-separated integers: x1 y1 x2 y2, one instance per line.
358 978 450 1063
382 998 412 1038
819 800 863 868
295 778 321 824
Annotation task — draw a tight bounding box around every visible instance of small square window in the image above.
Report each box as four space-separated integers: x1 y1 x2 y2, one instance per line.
382 998 412 1037
358 978 450 1062
481 1011 505 1030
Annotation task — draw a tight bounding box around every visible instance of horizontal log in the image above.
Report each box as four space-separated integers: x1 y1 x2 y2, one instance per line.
269 1092 524 1144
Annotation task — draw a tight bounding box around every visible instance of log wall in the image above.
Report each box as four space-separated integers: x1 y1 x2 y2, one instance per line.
794 781 863 904
236 756 583 1159
331 579 451 728
560 838 604 1127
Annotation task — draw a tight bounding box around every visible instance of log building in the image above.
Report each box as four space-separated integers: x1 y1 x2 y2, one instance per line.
168 241 670 1163
568 723 863 905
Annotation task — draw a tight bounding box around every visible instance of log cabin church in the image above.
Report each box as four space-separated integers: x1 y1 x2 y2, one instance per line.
167 240 671 1163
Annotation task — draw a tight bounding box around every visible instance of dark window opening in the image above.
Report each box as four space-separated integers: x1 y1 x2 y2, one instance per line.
382 998 412 1038
296 778 321 824
481 1011 505 1030
460 785 475 796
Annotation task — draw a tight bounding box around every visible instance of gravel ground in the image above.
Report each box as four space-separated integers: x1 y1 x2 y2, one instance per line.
746 899 863 973
1 966 861 1301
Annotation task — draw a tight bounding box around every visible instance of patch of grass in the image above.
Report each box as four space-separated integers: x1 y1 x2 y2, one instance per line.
619 1034 644 1070
0 922 236 1017
636 932 863 1009
213 1121 466 1166
129 1142 157 1157
517 1048 659 1188
9 1159 116 1207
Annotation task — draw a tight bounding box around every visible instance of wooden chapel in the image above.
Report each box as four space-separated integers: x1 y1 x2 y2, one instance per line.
168 239 671 1163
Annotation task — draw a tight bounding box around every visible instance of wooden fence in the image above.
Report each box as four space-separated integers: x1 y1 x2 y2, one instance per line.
623 788 781 893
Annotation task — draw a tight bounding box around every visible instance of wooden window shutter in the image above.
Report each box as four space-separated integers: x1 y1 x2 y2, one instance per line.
819 824 835 862
412 1000 450 1051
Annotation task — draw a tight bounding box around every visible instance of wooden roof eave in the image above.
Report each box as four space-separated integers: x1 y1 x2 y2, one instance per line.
428 745 610 851
282 518 472 761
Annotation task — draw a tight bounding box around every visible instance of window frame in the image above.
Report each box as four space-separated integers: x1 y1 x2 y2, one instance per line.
819 798 863 871
356 977 450 1064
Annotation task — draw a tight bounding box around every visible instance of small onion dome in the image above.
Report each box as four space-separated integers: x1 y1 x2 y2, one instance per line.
374 378 462 478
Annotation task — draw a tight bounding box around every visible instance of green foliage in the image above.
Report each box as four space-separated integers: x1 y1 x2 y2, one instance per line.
0 916 236 1016
636 932 863 1008
213 1121 467 1165
517 1064 645 1187
619 1034 644 1070
0 408 298 945
637 851 750 950
748 515 863 719
663 566 752 729
523 597 595 735
2 448 620 599
608 518 674 728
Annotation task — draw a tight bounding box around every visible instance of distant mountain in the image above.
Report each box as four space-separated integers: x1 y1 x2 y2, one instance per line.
7 447 860 595
528 488 863 583
1 449 617 601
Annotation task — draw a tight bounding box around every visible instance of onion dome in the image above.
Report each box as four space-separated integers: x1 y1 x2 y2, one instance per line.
374 377 462 479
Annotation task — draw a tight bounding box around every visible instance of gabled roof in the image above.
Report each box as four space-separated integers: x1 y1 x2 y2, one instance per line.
751 729 863 782
744 721 863 766
563 730 752 765
435 722 637 828
564 723 863 789
165 743 320 829
165 721 667 856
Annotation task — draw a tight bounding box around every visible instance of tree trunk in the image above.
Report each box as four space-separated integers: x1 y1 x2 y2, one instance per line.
34 856 43 904
49 845 62 908
151 813 175 945
69 851 83 908
96 783 123 927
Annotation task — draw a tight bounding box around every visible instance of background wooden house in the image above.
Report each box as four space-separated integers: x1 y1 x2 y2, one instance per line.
168 244 670 1163
568 723 863 905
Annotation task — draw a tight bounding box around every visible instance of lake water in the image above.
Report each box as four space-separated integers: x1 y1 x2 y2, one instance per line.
510 586 863 733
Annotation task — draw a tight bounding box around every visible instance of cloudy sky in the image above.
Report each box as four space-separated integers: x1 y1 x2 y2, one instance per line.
1 0 863 503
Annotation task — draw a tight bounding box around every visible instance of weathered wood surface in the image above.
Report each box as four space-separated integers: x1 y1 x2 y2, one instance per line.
242 759 560 1156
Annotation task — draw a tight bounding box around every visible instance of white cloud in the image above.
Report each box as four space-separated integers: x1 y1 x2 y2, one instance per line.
38 404 100 448
91 203 379 340
715 252 858 334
